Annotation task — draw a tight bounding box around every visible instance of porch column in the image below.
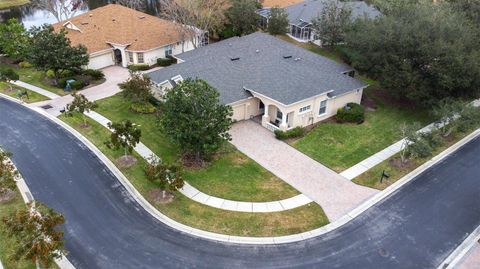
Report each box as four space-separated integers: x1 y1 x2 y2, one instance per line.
121 49 128 68
279 112 288 131
261 105 270 127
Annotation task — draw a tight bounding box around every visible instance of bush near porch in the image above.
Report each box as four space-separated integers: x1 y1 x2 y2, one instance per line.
94 94 300 202
291 83 433 172
59 113 329 236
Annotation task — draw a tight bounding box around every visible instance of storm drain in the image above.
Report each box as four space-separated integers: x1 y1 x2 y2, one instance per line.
41 104 53 109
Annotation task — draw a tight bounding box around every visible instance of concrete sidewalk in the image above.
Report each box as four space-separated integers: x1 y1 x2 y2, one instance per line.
230 120 378 221
31 66 129 116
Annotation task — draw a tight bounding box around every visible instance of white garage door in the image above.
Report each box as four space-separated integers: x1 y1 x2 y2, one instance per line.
88 52 115 70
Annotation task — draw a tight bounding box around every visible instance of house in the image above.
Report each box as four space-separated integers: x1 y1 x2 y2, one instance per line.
257 0 380 44
52 4 207 70
146 32 367 132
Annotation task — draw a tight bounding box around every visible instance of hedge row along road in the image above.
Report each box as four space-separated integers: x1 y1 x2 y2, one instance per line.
0 97 479 269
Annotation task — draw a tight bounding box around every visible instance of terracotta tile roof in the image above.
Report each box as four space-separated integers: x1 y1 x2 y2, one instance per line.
262 0 304 8
52 4 184 54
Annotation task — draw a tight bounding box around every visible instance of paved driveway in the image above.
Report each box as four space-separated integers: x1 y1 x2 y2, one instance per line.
33 66 129 116
230 120 378 221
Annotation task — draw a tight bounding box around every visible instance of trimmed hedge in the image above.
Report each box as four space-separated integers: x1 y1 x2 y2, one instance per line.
127 64 151 71
130 102 157 114
157 57 176 67
336 103 365 124
274 127 305 140
82 69 105 80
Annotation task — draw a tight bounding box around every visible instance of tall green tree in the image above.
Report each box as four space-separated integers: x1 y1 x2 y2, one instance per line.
27 25 88 83
0 19 29 60
66 92 98 127
105 120 142 157
225 0 259 36
311 1 352 46
267 7 289 35
2 202 66 268
447 0 480 25
345 3 480 106
158 78 233 161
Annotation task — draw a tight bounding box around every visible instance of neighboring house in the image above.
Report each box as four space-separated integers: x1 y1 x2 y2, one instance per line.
257 0 380 44
146 32 367 132
52 4 207 70
261 0 304 8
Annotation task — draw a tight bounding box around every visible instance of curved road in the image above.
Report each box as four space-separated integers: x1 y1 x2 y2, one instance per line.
1 97 480 269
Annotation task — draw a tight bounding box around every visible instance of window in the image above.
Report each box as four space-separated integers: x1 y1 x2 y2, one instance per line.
165 45 173 57
319 100 327 115
276 110 283 120
137 52 144 64
299 105 311 113
128 51 134 63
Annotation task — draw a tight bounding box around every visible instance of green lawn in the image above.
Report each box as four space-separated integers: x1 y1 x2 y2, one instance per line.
353 131 470 190
0 193 35 269
0 82 49 103
0 63 66 96
0 0 29 9
291 86 433 172
95 94 299 202
59 113 329 236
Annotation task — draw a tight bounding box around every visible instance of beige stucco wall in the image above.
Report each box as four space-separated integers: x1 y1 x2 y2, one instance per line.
126 38 198 66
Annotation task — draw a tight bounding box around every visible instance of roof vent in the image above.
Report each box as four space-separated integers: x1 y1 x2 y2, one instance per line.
112 18 116 22
230 57 240 61
256 49 260 53
283 55 292 59
81 22 89 25
294 57 301 61
89 13 93 17
138 16 146 19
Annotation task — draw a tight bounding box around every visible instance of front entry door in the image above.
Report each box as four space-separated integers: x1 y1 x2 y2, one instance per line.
114 49 122 65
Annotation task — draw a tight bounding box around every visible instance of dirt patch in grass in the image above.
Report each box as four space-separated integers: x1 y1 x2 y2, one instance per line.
0 189 16 204
116 155 137 168
148 189 175 205
369 86 420 109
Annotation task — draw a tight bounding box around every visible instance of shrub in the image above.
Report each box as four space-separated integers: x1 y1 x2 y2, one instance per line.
157 58 175 67
336 103 365 123
127 64 151 71
130 102 157 114
58 69 75 78
82 69 105 80
18 61 32 68
406 138 433 159
46 70 55 78
70 79 85 90
274 127 305 140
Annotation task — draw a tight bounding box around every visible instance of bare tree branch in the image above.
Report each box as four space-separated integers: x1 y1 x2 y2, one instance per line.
32 0 87 22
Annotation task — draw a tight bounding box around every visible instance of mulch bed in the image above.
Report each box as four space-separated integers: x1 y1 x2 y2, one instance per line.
0 189 16 204
389 157 413 169
116 155 137 168
147 189 175 204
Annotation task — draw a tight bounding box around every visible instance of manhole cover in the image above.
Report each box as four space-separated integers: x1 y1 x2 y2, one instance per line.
378 248 389 257
41 104 53 109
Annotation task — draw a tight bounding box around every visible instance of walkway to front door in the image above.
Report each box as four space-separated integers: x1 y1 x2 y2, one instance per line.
229 120 378 221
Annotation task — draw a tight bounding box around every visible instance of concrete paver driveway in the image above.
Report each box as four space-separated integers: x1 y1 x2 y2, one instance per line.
230 120 378 221
33 66 129 116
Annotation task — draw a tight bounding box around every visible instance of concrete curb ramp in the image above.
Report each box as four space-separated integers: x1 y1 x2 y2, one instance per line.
3 93 479 246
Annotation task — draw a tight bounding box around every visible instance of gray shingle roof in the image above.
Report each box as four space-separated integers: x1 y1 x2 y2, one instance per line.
146 32 367 105
258 0 381 27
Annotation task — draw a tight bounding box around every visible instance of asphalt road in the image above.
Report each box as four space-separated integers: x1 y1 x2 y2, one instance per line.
1 97 480 269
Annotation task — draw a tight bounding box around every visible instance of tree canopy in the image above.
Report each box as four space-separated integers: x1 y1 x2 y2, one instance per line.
105 120 142 157
0 150 17 194
158 78 233 160
27 25 88 81
267 7 289 35
119 71 153 104
225 0 260 36
2 202 66 267
311 1 352 46
67 92 98 127
345 3 480 106
0 19 28 60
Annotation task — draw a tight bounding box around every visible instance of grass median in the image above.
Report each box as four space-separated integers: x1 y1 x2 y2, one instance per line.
59 113 329 236
0 82 49 103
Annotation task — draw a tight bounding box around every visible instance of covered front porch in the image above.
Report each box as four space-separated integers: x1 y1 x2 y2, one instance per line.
252 98 295 132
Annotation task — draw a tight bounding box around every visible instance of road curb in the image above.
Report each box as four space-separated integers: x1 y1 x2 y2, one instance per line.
437 225 480 269
2 93 480 245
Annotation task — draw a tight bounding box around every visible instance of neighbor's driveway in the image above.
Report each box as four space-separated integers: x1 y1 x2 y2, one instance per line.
230 120 378 221
33 66 129 116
